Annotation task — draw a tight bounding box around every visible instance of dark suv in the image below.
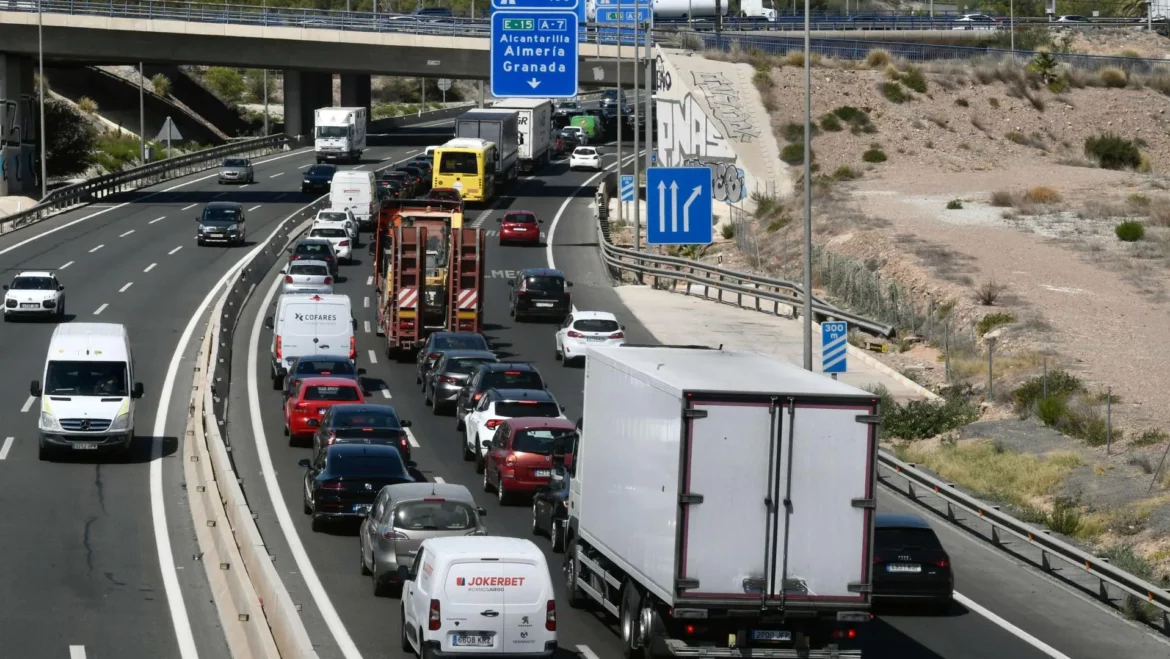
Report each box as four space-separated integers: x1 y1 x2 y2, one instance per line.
196 201 247 246
455 362 545 431
509 268 572 322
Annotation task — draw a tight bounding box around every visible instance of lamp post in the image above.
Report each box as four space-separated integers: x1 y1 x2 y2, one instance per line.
38 0 46 199
139 62 146 163
801 0 813 371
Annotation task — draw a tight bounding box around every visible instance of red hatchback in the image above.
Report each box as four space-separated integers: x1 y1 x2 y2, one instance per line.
284 376 366 445
497 211 543 246
483 417 576 505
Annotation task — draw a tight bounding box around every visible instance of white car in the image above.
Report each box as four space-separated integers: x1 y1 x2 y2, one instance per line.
463 389 566 473
951 13 997 30
314 209 358 242
555 310 625 366
562 126 588 146
3 271 65 321
307 223 354 263
569 146 601 171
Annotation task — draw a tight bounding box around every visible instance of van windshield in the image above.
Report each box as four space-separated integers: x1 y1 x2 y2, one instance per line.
45 360 129 396
393 500 477 531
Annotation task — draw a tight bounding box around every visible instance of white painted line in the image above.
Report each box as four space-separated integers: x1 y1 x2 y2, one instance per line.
93 303 109 315
299 163 312 169
20 396 34 413
270 172 284 178
405 427 419 448
954 593 1072 659
119 229 135 238
239 184 251 189
181 203 197 211
354 165 366 170
248 205 262 212
168 246 183 255
433 476 445 483
363 296 369 308
380 388 391 399
150 216 166 224
363 320 371 334
144 263 158 273
0 437 13 460
577 645 602 659
366 275 373 286
119 282 133 293
89 244 104 253
367 349 378 365
69 646 86 659
546 152 642 271
59 261 73 270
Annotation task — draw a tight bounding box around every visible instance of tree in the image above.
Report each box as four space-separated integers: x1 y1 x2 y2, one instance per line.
204 67 246 105
244 69 277 104
44 98 96 178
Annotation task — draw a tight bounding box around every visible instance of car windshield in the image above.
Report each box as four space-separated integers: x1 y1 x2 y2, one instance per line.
223 159 247 167
311 228 348 238
307 165 335 176
317 126 350 138
483 371 543 389
45 360 128 396
392 500 476 530
330 409 401 428
875 527 944 551
435 335 489 351
296 243 332 256
574 319 619 333
202 207 241 223
303 384 361 401
505 213 536 224
295 359 355 376
399 168 422 177
521 276 564 293
512 428 574 454
329 453 407 477
575 148 596 156
317 211 348 222
289 264 330 277
380 180 403 189
496 401 560 418
11 277 56 290
447 357 495 374
438 151 478 175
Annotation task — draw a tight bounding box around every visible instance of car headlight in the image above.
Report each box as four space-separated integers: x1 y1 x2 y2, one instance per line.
228 224 239 232
40 412 59 431
109 413 131 431
42 299 56 308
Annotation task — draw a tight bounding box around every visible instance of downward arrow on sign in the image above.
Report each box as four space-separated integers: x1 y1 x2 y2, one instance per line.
528 78 541 89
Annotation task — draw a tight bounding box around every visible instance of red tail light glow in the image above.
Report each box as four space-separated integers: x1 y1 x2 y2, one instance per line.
429 600 442 631
934 559 949 568
295 404 308 413
285 276 294 283
324 276 333 285
275 336 283 360
485 419 503 429
473 392 484 401
349 337 356 360
684 624 695 635
339 240 349 247
872 556 882 564
439 375 458 384
609 332 625 340
832 629 857 640
567 331 584 339
545 600 556 631
326 432 336 445
505 453 517 467
320 480 344 490
428 352 440 360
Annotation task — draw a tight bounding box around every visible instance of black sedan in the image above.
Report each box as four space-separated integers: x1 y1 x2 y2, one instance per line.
311 404 414 462
300 444 415 532
301 164 337 194
377 177 406 201
380 171 416 198
396 165 430 194
531 468 571 552
415 331 492 385
872 513 954 612
282 355 365 407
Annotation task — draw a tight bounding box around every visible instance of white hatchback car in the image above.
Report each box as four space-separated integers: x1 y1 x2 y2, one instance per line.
314 209 359 242
569 146 601 171
308 222 354 263
562 125 588 145
554 311 625 365
463 389 566 473
3 271 66 321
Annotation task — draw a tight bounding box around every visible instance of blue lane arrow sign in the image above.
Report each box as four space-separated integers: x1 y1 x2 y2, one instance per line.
822 321 848 374
491 10 579 98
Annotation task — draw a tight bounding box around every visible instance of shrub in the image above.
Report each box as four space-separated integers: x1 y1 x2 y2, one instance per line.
862 147 887 163
1013 369 1085 412
150 73 171 97
720 223 735 239
44 98 96 178
1099 67 1128 88
753 68 774 90
866 48 891 68
870 385 980 441
1115 220 1145 242
1025 186 1061 204
1128 193 1150 208
1046 498 1083 536
820 114 843 132
879 81 908 103
833 166 859 180
901 67 928 93
1130 428 1168 447
990 189 1016 207
766 216 791 232
1085 133 1141 170
76 96 99 115
988 97 1000 108
784 50 805 66
204 66 246 104
833 106 868 124
975 278 1006 305
954 98 969 107
782 122 817 143
976 311 1015 335
1119 48 1142 58
780 142 811 165
1036 395 1069 427
946 199 963 210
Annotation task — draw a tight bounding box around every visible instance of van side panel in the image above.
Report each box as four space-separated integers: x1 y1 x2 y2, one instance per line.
311 301 353 356
440 560 505 654
501 561 550 652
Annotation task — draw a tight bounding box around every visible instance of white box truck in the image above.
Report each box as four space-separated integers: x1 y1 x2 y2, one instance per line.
561 345 877 658
491 98 553 174
314 107 367 164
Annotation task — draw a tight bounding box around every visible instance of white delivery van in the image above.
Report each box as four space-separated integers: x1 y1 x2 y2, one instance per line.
30 323 145 461
330 170 378 231
399 536 557 658
264 293 355 389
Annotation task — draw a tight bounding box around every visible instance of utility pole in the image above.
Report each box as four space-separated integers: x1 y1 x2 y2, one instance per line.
139 61 146 163
616 0 624 231
801 0 813 370
38 0 47 199
263 70 270 135
641 11 653 255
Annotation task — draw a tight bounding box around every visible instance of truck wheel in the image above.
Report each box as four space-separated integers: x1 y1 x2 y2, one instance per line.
564 540 588 609
621 583 647 659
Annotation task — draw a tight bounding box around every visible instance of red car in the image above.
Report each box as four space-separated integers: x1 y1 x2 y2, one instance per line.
483 417 576 504
497 211 543 246
284 376 366 445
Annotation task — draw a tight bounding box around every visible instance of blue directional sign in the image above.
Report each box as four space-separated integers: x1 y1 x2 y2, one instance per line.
491 11 579 98
822 321 848 374
620 175 635 202
646 167 712 245
492 0 579 9
597 7 651 22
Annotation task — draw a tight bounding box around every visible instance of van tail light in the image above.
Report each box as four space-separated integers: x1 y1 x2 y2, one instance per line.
609 331 625 340
324 276 333 285
567 331 584 339
545 600 556 631
349 337 356 360
285 276 294 283
428 599 442 631
485 419 503 429
320 480 344 490
275 336 282 360
382 527 408 540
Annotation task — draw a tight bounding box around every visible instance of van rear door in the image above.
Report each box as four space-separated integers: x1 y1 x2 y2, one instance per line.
501 560 551 653
311 299 353 358
440 560 505 653
278 300 317 366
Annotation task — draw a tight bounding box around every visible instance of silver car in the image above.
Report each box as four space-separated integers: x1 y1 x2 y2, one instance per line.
218 157 254 184
358 482 487 596
425 349 498 415
281 259 334 295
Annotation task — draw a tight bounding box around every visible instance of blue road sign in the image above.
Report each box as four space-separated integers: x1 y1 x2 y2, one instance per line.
597 7 651 22
620 174 634 202
492 0 579 9
646 167 712 245
822 321 848 374
491 11 579 98
594 0 649 5
651 151 657 165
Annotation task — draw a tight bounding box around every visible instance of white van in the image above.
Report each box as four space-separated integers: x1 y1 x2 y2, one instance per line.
30 323 144 461
264 293 355 389
399 536 557 658
329 170 377 231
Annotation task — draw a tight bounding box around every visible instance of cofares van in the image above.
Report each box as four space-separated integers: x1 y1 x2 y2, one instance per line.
264 294 355 389
330 170 378 230
30 323 145 460
399 536 557 658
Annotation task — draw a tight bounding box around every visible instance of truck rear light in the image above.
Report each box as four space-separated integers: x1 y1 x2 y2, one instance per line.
545 600 556 631
684 624 695 635
285 276 294 283
609 331 624 340
275 336 282 360
831 628 857 640
567 331 584 339
429 599 442 630
485 419 503 429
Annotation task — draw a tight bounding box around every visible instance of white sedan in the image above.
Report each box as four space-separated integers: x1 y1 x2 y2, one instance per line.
307 222 353 263
463 389 567 473
569 146 601 171
3 270 66 321
555 311 625 365
314 209 358 242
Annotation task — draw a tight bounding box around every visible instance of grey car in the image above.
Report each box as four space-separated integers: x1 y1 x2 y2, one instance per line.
424 349 497 415
281 259 334 295
358 482 487 596
196 202 247 246
218 157 254 184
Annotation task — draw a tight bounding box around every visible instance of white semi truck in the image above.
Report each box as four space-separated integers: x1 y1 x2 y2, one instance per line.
314 107 367 164
560 345 877 658
490 98 553 174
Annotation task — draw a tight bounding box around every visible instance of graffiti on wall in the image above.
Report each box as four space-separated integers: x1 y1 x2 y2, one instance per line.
0 93 38 196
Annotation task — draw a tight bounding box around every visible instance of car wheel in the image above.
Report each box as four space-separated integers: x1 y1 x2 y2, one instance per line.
431 399 443 416
456 415 465 433
497 480 511 505
562 353 571 368
272 373 284 390
360 540 372 576
565 539 588 609
400 610 414 654
531 503 542 536
311 515 326 533
283 425 290 436
475 445 486 474
555 340 563 360
462 433 474 461
483 466 494 493
38 441 51 461
302 494 312 515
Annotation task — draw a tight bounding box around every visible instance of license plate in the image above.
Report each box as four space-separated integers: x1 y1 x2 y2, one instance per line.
20 303 38 309
210 233 223 238
535 301 554 307
452 634 493 647
587 336 605 342
534 469 551 478
751 630 792 642
886 563 922 573
353 504 371 514
72 443 99 450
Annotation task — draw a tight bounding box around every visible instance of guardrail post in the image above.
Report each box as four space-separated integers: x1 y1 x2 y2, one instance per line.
1040 549 1052 572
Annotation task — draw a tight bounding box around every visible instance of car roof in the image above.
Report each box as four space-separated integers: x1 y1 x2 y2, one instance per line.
15 271 54 278
298 376 364 387
875 513 934 530
520 268 565 277
296 238 332 246
504 417 576 431
421 536 542 559
205 201 243 210
571 310 617 321
504 210 536 217
383 482 475 503
440 350 497 361
293 354 352 363
326 443 402 458
481 362 538 372
489 388 556 402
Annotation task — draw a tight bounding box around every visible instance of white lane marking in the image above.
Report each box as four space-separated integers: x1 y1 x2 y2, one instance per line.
89 244 104 253
433 476 445 483
405 427 419 448
181 203 197 211
363 320 371 334
119 282 133 293
367 349 378 365
144 263 158 273
20 396 34 413
577 645 601 659
168 246 183 255
380 389 391 399
546 151 642 271
93 303 108 315
119 229 135 237
954 593 1072 659
366 275 373 286
0 437 13 460
353 165 366 170
363 296 369 308
270 172 284 179
0 149 308 257
248 274 365 659
150 216 167 224
248 205 262 212
299 163 312 169
239 184 252 189
69 646 86 659
59 261 73 270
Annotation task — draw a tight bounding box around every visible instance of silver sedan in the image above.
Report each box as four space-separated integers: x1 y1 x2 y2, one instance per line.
281 260 334 295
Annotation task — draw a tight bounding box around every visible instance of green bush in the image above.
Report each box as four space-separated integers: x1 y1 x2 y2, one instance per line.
720 223 735 239
150 73 171 97
901 67 928 93
833 106 867 123
780 142 811 165
976 311 1015 335
870 385 980 441
946 199 963 210
862 148 887 163
204 67 246 104
753 68 775 91
1046 498 1082 536
819 114 843 132
782 122 817 143
1115 220 1145 242
1084 133 1141 170
1012 369 1084 412
879 81 908 103
1036 395 1068 427
44 98 96 178
833 166 859 180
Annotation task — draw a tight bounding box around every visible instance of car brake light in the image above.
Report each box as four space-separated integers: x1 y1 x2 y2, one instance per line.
423 498 446 502
285 276 294 283
440 375 457 384
275 336 282 360
872 556 882 564
473 392 484 401
339 240 349 247
326 432 336 445
429 599 442 631
320 480 344 490
485 419 503 429
832 629 857 640
517 400 538 404
324 276 333 285
934 559 949 568
400 437 409 449
567 331 584 339
350 336 356 360
504 371 522 375
295 403 308 413
609 331 624 339
428 352 440 360
546 600 556 631
382 527 408 540
505 453 516 467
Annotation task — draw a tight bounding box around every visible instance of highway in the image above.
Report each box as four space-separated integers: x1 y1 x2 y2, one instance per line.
222 145 1170 659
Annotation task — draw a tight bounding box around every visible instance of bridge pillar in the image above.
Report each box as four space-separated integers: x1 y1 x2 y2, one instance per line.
0 53 38 199
283 70 332 145
339 74 371 125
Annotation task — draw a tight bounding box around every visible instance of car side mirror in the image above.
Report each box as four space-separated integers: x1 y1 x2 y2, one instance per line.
264 316 275 330
298 459 311 469
481 440 490 448
306 419 320 428
1 285 7 290
30 380 42 397
477 507 487 516
620 324 626 330
195 216 201 222
566 281 574 287
358 368 367 375
495 217 502 223
538 219 544 224
560 405 567 412
396 565 412 582
401 420 412 428
58 285 65 291
132 382 145 399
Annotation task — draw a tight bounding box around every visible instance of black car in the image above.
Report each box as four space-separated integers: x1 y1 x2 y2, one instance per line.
397 165 430 194
872 513 954 612
283 355 364 405
288 238 339 277
302 164 337 194
532 467 571 552
425 349 498 414
377 178 406 200
455 362 546 430
311 404 413 462
408 159 434 178
415 331 492 385
556 129 580 151
509 268 572 322
196 201 248 247
300 443 415 532
381 171 416 198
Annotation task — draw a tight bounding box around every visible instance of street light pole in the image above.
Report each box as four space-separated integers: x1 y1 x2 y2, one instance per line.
640 11 653 255
263 70 270 136
37 0 46 200
801 0 813 371
139 61 146 163
1010 0 1015 52
616 0 623 231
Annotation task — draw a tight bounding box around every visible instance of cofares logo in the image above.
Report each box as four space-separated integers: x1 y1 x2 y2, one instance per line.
293 313 339 322
456 576 526 591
